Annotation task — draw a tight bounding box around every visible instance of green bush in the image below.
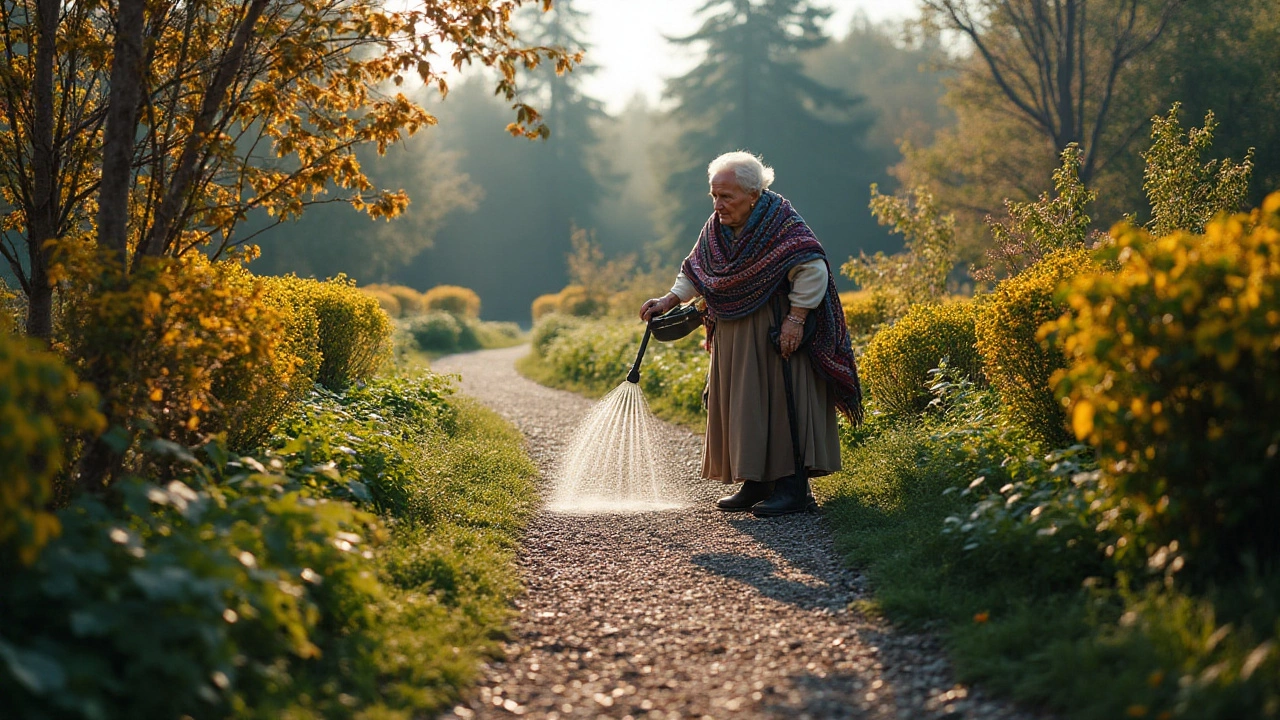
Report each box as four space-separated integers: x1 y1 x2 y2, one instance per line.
0 332 104 565
408 311 480 355
0 470 381 719
860 300 985 420
522 314 709 427
843 185 957 322
1050 197 1280 576
472 320 524 350
974 247 1096 445
273 375 456 519
541 320 637 388
818 364 1280 720
1143 104 1253 237
529 313 583 357
0 371 538 719
976 144 1096 283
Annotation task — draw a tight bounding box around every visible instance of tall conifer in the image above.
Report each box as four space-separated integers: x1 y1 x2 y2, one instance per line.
659 0 878 261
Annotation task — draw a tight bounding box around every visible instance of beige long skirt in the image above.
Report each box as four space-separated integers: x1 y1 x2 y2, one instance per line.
702 302 842 483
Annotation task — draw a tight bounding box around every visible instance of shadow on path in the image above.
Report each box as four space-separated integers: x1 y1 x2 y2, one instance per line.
691 552 839 612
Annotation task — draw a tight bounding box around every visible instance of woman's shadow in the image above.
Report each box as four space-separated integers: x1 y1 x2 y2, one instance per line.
689 512 862 612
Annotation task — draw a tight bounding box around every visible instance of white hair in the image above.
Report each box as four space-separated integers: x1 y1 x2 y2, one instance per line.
707 151 775 194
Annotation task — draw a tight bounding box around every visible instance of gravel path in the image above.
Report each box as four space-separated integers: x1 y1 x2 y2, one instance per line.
432 346 1043 720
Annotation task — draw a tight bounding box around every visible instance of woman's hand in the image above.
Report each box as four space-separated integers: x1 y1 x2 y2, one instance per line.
640 293 680 322
779 307 809 359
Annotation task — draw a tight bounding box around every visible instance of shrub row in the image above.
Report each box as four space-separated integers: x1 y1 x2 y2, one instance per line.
0 373 539 719
41 256 389 505
823 194 1280 720
362 283 481 319
856 246 1094 442
531 284 608 321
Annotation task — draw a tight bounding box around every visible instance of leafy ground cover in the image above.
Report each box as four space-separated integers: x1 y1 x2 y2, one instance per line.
1 373 538 719
816 371 1278 720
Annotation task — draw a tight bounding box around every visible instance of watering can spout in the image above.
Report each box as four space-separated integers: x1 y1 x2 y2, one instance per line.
627 327 652 384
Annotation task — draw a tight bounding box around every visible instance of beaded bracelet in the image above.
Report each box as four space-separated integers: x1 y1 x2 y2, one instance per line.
785 314 805 325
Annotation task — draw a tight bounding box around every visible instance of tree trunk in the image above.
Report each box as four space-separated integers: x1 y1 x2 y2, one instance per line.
96 0 147 264
24 263 53 339
25 0 59 340
77 0 149 494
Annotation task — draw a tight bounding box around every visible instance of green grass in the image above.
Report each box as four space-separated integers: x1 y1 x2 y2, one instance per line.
363 398 539 715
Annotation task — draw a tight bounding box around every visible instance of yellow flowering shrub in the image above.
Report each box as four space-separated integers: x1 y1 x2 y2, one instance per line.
422 284 481 318
975 247 1097 444
361 287 401 318
64 254 284 460
212 269 322 451
840 290 890 336
861 300 985 419
384 285 425 316
297 275 391 389
531 292 560 321
1049 194 1280 573
0 332 104 564
530 285 606 321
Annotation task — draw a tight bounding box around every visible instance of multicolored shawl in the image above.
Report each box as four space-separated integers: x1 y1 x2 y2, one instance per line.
681 190 864 424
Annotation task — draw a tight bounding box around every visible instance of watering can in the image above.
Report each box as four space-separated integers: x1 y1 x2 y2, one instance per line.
627 302 704 384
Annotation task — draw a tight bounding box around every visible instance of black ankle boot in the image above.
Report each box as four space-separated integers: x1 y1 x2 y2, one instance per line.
716 480 774 511
751 474 813 517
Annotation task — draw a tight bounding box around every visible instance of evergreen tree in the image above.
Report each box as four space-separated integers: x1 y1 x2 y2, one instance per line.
519 0 609 241
658 0 880 264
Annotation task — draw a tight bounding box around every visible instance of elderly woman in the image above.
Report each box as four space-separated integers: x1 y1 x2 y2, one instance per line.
640 152 862 516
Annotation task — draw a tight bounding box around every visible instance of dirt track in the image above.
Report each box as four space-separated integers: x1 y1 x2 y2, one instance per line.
432 346 1041 720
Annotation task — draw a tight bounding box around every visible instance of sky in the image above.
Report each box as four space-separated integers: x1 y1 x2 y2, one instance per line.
581 0 923 114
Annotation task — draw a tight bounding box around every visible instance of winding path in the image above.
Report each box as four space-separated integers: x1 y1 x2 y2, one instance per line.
433 346 1041 720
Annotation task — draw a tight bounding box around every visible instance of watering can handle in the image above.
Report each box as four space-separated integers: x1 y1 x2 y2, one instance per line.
627 327 652 384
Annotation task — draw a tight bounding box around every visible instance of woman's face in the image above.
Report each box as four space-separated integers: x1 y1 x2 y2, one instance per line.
710 170 759 231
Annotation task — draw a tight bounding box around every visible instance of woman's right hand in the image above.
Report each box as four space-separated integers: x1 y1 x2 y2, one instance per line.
640 293 679 322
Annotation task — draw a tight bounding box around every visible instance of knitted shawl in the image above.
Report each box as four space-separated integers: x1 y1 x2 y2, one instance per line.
681 190 864 424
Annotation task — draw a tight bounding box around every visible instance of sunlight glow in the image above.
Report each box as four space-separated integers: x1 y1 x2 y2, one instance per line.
581 0 922 114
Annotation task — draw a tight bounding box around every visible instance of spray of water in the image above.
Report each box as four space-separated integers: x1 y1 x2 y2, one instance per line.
549 381 687 514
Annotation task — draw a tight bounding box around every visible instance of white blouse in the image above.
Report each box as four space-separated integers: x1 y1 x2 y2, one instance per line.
669 258 828 309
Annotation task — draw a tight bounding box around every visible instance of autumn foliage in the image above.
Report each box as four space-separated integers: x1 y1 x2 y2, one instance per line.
1050 197 1280 574
0 334 103 565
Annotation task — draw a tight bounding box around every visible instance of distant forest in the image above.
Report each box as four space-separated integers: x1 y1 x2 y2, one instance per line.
252 2 953 321
252 0 1280 322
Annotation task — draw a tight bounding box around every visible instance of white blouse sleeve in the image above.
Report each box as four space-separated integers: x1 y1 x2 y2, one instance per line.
670 271 699 302
787 259 828 309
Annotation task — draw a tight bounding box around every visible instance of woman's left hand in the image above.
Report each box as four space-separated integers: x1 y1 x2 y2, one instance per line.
779 318 804 359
